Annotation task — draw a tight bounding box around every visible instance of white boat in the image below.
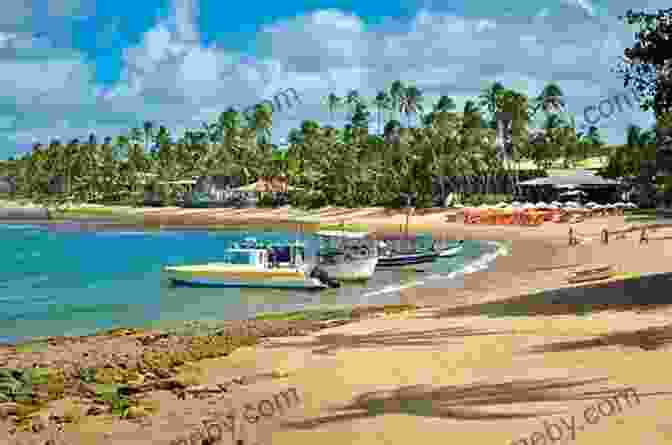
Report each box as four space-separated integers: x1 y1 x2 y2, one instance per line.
164 243 333 289
316 230 379 280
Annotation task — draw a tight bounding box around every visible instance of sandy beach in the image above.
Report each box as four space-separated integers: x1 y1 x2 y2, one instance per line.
2 205 672 444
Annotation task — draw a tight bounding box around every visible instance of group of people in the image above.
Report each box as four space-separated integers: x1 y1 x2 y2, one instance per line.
265 246 303 268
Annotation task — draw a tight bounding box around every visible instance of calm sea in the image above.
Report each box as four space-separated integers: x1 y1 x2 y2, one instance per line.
0 223 499 343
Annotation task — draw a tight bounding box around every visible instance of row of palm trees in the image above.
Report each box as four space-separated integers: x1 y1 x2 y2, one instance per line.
0 79 656 209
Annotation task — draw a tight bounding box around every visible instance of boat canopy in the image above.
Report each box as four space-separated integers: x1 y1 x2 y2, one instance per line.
222 250 259 265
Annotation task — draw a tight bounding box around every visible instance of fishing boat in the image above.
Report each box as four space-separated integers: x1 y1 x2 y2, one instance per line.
376 233 439 267
164 240 338 289
377 249 439 266
316 231 379 280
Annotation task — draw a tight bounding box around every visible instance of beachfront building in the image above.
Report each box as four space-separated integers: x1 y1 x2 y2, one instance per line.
431 171 545 207
178 174 244 207
518 170 621 204
232 176 291 208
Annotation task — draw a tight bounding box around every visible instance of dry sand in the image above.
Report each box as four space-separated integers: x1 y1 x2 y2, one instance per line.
3 206 672 444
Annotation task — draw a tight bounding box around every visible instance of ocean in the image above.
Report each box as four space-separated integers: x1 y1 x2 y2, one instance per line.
0 223 501 343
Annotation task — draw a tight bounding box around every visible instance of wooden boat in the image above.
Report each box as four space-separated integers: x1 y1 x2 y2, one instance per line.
164 242 336 289
375 233 438 267
377 249 439 267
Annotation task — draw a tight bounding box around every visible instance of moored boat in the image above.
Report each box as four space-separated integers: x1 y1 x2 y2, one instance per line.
376 249 439 267
316 231 379 280
375 233 438 267
164 243 335 289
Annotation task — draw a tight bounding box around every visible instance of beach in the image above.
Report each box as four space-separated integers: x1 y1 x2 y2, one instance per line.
2 204 672 444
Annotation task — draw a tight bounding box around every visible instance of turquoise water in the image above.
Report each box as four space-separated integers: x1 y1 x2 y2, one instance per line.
0 223 496 343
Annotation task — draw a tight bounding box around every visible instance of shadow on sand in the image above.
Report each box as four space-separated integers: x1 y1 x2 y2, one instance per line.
280 377 666 429
264 326 518 355
427 272 672 319
527 323 672 352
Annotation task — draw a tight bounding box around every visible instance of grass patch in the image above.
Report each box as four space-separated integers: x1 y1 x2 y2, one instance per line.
255 307 353 321
14 340 49 353
319 223 370 232
624 215 658 223
613 272 641 280
624 208 657 216
52 206 143 222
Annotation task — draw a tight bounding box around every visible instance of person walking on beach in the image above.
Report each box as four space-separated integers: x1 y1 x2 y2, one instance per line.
267 247 277 268
640 227 649 244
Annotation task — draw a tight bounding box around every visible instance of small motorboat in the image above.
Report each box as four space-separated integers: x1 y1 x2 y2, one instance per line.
378 251 439 267
376 249 439 267
375 233 438 267
164 242 338 289
317 230 379 280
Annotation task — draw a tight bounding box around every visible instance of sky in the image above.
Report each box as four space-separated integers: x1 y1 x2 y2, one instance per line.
0 0 667 160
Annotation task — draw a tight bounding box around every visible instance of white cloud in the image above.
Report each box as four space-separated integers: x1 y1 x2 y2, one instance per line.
0 0 666 157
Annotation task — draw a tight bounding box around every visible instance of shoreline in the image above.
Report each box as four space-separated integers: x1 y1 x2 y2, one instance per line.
0 204 646 346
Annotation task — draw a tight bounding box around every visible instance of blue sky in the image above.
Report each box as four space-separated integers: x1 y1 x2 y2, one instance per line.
0 0 667 159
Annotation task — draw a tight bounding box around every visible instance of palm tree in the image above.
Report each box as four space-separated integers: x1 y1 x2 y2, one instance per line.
251 102 273 144
531 82 565 116
143 121 155 154
325 93 342 126
399 85 423 127
435 95 456 112
373 91 391 135
345 90 361 120
389 80 405 121
478 81 505 128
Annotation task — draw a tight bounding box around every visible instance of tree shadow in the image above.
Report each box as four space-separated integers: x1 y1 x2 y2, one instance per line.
526 263 581 272
430 272 672 318
264 326 519 355
280 377 651 429
529 323 672 353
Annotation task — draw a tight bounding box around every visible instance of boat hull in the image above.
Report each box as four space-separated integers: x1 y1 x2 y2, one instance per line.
377 252 438 267
169 277 325 289
164 264 326 289
319 257 378 280
437 246 463 257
